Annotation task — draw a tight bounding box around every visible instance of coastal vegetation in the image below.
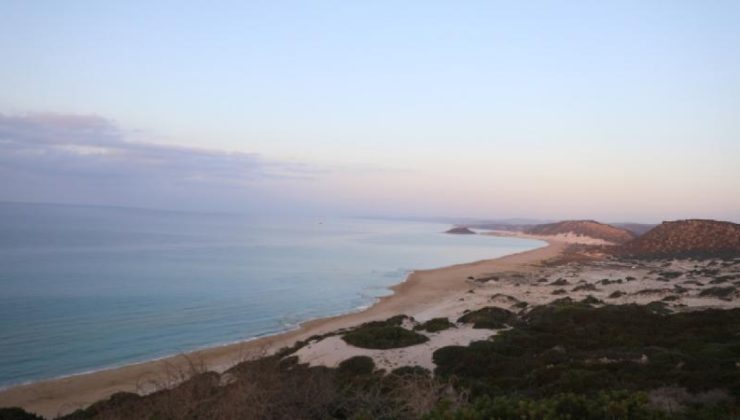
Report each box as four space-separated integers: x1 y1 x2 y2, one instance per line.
2 300 726 419
338 356 376 377
0 407 44 420
424 392 667 419
456 307 516 329
699 286 737 300
342 316 429 349
434 302 740 399
414 318 455 333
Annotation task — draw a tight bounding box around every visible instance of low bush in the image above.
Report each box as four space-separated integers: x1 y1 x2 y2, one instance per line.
599 278 624 285
416 317 455 333
391 365 431 377
551 288 567 295
457 307 516 329
513 301 529 309
699 286 736 300
0 408 44 420
51 304 740 420
580 295 602 305
435 304 740 401
645 301 671 314
338 355 375 376
424 391 667 420
572 283 599 292
343 325 429 349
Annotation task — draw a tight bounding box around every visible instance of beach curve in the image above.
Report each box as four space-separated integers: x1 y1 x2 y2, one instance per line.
0 236 564 418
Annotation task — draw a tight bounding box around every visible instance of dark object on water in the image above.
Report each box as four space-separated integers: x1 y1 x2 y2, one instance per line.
445 226 476 234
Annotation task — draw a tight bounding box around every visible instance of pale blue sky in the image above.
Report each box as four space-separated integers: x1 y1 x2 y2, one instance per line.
1 1 739 221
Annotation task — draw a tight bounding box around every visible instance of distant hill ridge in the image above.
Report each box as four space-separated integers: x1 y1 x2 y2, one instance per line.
524 220 637 244
618 219 740 259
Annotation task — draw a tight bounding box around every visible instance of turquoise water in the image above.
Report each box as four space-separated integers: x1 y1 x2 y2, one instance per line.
0 203 544 387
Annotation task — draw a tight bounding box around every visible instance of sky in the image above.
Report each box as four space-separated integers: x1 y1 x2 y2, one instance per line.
1 1 739 222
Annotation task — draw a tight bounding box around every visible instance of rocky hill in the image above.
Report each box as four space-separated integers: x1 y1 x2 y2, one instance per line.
617 219 740 259
524 220 636 244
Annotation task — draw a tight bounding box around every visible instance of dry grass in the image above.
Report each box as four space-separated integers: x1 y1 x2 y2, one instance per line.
60 351 467 420
135 353 209 395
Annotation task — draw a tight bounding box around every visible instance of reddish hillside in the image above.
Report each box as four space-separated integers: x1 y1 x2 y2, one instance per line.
612 223 657 236
525 220 636 244
618 219 740 259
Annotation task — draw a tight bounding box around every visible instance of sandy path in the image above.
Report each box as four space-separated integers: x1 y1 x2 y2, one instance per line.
0 238 564 418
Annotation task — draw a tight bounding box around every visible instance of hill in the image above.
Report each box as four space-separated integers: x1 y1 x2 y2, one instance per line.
612 223 658 236
618 219 740 259
445 226 475 234
524 220 636 244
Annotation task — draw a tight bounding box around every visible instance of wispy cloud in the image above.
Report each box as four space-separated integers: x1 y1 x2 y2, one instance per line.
0 113 337 212
0 113 321 184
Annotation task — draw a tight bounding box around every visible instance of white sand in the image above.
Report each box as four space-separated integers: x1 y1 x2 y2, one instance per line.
295 325 495 372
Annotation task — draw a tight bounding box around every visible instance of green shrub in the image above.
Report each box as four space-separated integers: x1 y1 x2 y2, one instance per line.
572 283 599 292
645 301 671 314
551 288 567 295
550 278 570 286
358 314 414 329
416 317 455 332
457 307 516 329
513 301 529 309
338 355 375 376
391 365 431 377
424 391 667 420
54 304 740 420
699 286 736 300
434 304 740 401
343 325 429 349
0 408 44 420
580 295 603 305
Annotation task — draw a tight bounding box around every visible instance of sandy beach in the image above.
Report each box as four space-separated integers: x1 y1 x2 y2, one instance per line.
0 236 564 418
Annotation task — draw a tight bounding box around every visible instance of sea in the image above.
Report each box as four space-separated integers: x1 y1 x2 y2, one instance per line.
0 202 544 387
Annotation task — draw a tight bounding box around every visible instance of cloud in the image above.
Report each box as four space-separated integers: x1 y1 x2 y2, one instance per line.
0 113 321 183
0 113 326 212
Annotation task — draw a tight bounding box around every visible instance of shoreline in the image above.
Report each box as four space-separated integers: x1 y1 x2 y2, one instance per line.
0 236 564 419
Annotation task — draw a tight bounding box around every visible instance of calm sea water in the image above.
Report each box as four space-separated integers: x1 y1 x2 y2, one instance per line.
0 203 544 387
